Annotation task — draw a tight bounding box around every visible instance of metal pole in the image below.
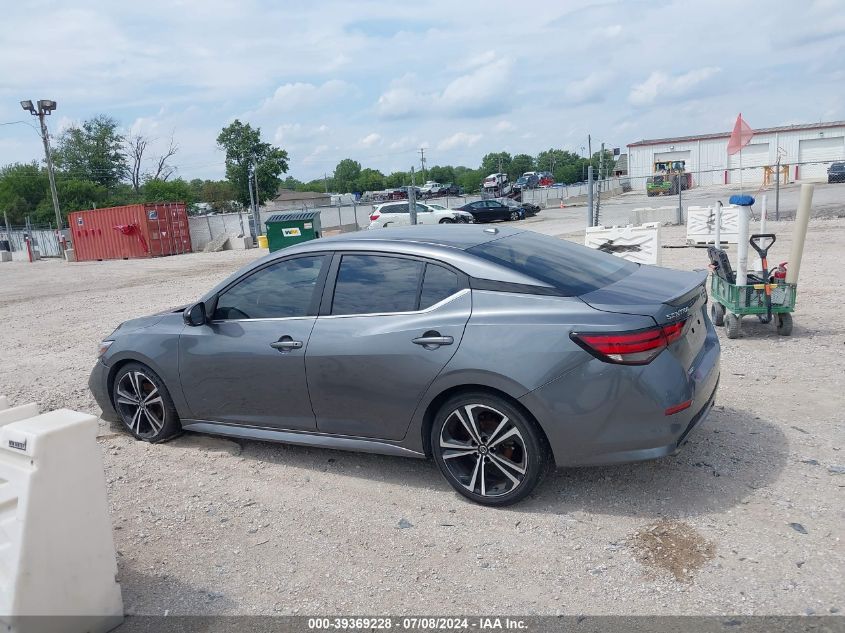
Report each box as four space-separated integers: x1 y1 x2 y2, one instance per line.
586 166 594 227
247 166 259 240
3 211 12 252
253 166 262 235
409 166 418 225
595 143 604 226
677 172 683 225
775 156 781 221
38 113 62 232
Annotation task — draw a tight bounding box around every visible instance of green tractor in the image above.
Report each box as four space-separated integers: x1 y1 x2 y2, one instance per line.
646 160 692 197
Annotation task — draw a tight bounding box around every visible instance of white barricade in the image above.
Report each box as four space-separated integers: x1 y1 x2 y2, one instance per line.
629 206 679 226
687 205 739 245
0 397 123 633
585 222 662 265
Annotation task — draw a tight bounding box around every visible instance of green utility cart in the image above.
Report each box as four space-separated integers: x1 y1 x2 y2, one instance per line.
265 211 322 252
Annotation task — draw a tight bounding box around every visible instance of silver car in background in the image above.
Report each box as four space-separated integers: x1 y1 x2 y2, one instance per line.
89 225 720 506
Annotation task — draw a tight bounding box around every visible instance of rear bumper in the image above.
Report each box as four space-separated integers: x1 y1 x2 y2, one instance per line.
520 323 721 467
89 360 119 422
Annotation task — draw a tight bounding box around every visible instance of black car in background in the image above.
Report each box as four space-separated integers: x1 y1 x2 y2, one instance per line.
441 183 462 195
829 162 845 183
455 200 524 222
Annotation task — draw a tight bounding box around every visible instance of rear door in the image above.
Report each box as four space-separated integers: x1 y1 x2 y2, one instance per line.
381 203 409 227
306 253 471 440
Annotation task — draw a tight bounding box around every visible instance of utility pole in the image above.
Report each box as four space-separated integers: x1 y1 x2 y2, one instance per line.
409 166 418 225
20 100 61 232
419 147 427 182
587 166 594 228
323 172 329 194
775 155 781 221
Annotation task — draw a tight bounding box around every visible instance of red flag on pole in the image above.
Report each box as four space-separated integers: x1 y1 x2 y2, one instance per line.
727 113 753 155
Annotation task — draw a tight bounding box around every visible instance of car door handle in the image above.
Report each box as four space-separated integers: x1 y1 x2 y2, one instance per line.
412 334 454 348
270 338 303 351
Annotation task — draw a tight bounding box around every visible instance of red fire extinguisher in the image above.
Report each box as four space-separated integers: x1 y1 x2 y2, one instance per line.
773 262 787 282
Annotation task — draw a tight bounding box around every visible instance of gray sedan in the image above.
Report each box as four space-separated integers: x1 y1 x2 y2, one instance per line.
89 225 720 506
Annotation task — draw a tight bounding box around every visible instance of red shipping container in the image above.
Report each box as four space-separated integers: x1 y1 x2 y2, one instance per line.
68 203 192 262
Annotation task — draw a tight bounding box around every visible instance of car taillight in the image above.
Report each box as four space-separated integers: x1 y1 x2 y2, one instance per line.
370 212 380 221
571 320 687 365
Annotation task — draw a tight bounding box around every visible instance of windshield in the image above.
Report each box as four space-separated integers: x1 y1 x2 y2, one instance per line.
467 231 637 296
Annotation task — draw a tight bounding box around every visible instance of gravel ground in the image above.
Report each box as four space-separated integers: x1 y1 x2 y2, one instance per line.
0 212 843 617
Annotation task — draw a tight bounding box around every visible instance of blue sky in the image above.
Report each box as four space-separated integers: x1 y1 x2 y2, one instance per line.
1 0 843 182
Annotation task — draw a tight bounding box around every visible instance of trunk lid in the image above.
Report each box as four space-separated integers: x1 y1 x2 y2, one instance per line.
579 266 710 368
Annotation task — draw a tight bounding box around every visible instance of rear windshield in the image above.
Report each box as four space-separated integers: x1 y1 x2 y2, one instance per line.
467 231 637 296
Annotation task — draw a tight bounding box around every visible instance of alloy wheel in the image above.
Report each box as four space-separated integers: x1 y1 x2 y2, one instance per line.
115 371 166 438
438 404 528 497
510 211 520 221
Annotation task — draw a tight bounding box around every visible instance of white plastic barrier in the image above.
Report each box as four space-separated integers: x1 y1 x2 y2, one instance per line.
629 206 679 226
687 205 739 245
0 397 123 633
585 222 662 265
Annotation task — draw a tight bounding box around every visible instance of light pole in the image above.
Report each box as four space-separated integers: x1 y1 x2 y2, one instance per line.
20 100 62 231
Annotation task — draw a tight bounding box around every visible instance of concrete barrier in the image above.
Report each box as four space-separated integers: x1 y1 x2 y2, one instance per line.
629 206 679 226
0 397 123 633
687 205 739 245
585 222 662 265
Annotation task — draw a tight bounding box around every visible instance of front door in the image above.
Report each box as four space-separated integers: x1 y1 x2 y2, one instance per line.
306 254 471 440
178 254 329 430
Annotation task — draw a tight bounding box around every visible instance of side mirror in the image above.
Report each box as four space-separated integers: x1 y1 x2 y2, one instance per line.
184 302 207 326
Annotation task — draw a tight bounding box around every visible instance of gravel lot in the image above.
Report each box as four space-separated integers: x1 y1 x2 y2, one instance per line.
1 194 843 616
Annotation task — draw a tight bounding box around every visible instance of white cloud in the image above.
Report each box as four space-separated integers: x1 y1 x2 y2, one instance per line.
437 132 483 151
628 67 721 106
565 71 614 105
494 120 514 132
251 80 352 117
273 123 329 145
360 132 382 147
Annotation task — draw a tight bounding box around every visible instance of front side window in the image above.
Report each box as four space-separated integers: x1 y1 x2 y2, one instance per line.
214 255 326 320
331 255 423 315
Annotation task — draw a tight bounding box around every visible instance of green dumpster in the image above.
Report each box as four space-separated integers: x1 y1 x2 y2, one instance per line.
265 211 322 252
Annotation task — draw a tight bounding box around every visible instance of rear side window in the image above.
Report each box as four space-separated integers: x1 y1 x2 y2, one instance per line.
332 255 423 315
420 264 459 309
383 203 409 214
467 232 636 296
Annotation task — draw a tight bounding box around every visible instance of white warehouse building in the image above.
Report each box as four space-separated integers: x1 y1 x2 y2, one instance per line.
627 120 845 190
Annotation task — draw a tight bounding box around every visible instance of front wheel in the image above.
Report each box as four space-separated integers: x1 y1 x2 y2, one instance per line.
112 362 181 442
725 312 741 339
508 211 521 221
431 393 548 506
776 312 793 336
439 218 454 224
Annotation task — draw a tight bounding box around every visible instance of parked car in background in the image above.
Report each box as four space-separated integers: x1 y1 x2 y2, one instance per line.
537 171 555 187
441 183 462 196
482 173 509 192
90 225 720 506
828 162 845 183
496 197 541 217
420 181 444 196
368 201 473 228
455 199 523 223
514 174 539 190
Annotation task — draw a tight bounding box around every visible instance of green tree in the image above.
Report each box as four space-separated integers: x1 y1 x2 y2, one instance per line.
333 159 362 193
355 168 385 193
454 166 483 193
384 171 409 188
53 115 127 189
217 120 289 208
0 162 49 223
199 180 237 212
427 165 456 184
509 154 535 181
281 176 304 190
143 177 195 205
480 151 511 176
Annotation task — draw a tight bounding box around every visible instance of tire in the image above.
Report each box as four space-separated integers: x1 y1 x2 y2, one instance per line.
725 312 741 339
439 218 454 224
508 211 521 222
710 302 725 326
112 362 181 443
776 312 793 336
431 393 548 506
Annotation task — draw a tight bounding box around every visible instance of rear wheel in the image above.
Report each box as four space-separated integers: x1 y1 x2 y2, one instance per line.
725 313 741 339
710 302 725 326
112 362 181 442
776 312 793 336
431 393 548 506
